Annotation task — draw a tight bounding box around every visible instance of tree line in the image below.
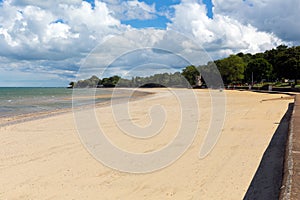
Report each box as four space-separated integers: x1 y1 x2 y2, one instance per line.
70 72 190 88
69 45 300 88
215 45 300 85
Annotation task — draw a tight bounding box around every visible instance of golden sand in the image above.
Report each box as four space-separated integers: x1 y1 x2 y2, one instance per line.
0 89 293 199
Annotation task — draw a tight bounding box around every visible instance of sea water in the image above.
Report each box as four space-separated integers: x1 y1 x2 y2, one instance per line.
0 87 115 118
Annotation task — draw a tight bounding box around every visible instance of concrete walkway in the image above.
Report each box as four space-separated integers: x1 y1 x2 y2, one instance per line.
280 95 300 200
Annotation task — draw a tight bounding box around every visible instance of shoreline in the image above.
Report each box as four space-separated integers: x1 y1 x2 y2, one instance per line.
1 87 295 128
0 88 154 127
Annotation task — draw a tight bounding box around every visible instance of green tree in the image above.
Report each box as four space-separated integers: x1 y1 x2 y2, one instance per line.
101 75 120 87
89 75 100 87
68 81 75 88
245 58 273 83
181 65 200 86
216 55 245 83
117 78 132 87
237 52 253 64
169 72 187 87
198 62 223 88
275 46 300 83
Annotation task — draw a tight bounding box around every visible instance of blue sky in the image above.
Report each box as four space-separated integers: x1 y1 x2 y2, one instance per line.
121 0 181 29
0 0 298 87
83 0 213 29
120 0 213 29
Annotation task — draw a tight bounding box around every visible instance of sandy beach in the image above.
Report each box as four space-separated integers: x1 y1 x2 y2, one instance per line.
0 89 294 199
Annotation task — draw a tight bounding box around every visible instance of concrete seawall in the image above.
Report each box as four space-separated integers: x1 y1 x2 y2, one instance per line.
280 95 300 199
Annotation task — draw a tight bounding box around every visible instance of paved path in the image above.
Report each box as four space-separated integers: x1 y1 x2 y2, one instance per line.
280 95 300 199
280 95 300 200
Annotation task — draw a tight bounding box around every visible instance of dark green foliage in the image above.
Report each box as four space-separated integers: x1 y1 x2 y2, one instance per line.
275 46 300 82
71 45 300 87
219 45 300 84
68 81 75 88
73 72 188 88
198 62 223 88
215 55 245 83
245 58 273 82
101 75 120 87
181 65 200 86
75 75 100 88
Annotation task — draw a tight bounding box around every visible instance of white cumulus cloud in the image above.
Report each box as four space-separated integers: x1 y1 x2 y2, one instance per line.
167 0 285 59
0 0 127 86
0 0 298 86
102 0 157 20
213 0 300 44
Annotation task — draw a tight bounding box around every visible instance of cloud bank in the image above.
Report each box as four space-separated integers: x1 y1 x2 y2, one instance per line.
0 0 297 86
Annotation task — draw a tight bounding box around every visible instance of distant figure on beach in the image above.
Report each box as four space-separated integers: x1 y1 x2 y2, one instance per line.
195 74 202 87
